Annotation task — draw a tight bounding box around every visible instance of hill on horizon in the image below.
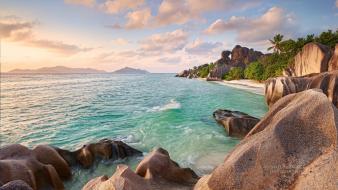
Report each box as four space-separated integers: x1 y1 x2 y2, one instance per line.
112 67 150 74
7 66 106 74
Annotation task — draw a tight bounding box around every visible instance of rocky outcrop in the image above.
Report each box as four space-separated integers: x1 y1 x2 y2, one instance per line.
265 70 337 107
231 45 263 66
213 109 260 138
328 44 338 71
285 42 332 77
0 180 33 190
83 148 199 190
195 89 338 190
176 45 263 80
0 139 142 190
208 46 263 80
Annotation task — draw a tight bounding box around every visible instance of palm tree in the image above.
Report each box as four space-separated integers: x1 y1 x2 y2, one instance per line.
267 34 284 54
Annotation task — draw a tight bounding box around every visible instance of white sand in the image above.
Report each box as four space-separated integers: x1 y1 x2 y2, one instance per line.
210 79 265 95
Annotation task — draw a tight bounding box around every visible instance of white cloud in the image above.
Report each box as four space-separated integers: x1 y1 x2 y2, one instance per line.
101 0 144 14
204 7 296 44
0 16 91 55
157 57 181 64
185 39 223 54
125 8 152 29
111 38 129 46
64 0 95 7
139 29 188 53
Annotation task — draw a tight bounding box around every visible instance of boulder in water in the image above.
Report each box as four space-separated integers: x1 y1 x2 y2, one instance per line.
83 148 199 190
213 109 259 138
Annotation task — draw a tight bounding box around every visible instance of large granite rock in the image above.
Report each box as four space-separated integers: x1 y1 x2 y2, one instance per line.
328 44 338 71
83 148 199 190
208 46 263 80
0 139 142 190
286 42 332 77
213 109 259 138
231 45 263 67
265 70 337 107
194 89 338 190
0 180 33 190
0 144 67 190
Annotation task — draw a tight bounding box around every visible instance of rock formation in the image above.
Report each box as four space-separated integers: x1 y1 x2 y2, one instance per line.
328 44 338 71
83 148 199 190
194 89 338 190
265 70 337 108
0 180 33 190
284 42 334 77
213 109 260 138
176 45 263 80
55 139 142 168
0 139 142 190
208 46 263 80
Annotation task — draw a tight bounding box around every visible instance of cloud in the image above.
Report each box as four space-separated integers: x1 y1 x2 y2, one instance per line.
101 0 144 14
139 29 188 53
125 8 152 29
157 57 181 64
0 16 91 55
185 39 223 54
111 38 129 45
105 0 261 29
64 0 95 7
204 7 296 44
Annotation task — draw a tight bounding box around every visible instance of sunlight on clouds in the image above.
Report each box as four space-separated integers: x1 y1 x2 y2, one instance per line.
204 7 296 44
101 0 144 14
64 0 95 7
111 38 129 46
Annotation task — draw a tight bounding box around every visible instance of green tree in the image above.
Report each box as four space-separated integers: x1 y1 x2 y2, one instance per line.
267 34 284 53
244 62 264 81
223 67 244 81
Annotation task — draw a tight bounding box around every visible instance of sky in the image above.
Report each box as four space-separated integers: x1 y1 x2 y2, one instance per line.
1 0 338 73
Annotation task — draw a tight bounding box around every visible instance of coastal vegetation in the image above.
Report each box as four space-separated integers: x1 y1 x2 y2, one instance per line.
176 29 338 81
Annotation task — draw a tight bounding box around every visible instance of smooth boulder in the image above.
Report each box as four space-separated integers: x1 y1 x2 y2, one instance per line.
213 109 259 138
0 144 66 190
287 42 332 76
194 89 338 190
328 44 338 71
83 148 199 190
265 70 338 108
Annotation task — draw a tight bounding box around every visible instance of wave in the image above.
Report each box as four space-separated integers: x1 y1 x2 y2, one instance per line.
149 99 181 112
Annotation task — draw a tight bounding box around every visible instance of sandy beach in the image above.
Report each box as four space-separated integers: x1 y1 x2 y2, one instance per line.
198 78 265 95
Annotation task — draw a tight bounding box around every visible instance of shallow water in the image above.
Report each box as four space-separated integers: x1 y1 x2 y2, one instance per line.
0 73 268 189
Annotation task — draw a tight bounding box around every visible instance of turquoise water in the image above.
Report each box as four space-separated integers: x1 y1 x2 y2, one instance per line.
0 73 267 189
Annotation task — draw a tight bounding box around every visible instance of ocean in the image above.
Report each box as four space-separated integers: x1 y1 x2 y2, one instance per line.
0 73 268 189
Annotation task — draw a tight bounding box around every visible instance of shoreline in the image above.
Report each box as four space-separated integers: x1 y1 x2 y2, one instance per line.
197 78 265 95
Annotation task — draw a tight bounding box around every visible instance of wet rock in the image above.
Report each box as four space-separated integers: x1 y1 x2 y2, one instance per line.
83 148 199 190
55 139 143 168
213 109 260 138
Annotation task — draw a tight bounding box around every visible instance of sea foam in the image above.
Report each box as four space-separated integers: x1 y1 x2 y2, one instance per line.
149 99 181 112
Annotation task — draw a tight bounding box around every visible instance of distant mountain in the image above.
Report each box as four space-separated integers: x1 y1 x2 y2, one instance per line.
8 66 106 74
112 67 150 74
